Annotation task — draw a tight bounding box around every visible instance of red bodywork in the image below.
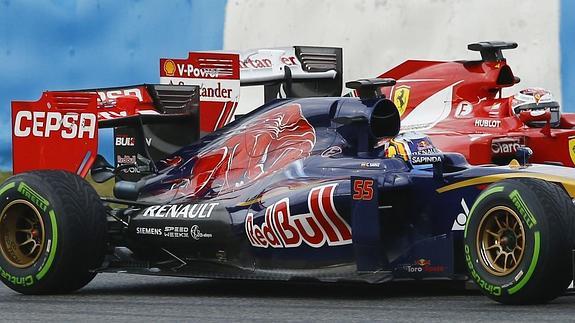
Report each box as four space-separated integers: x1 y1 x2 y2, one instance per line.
159 52 241 133
11 52 240 175
11 92 99 176
378 58 575 166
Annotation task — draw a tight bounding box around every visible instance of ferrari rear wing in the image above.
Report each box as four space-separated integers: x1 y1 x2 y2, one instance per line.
237 46 341 87
160 46 343 106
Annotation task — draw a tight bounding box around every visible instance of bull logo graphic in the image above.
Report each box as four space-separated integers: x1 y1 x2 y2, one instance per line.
245 183 352 248
182 103 316 197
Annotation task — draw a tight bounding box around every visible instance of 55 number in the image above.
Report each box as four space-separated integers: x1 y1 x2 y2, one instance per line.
353 179 374 200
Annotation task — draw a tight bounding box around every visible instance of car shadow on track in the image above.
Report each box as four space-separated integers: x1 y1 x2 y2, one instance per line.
79 275 480 300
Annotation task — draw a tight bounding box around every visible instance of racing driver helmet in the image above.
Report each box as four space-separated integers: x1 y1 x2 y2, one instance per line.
511 88 561 127
382 132 440 163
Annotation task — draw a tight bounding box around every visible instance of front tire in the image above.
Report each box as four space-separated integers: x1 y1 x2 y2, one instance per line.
464 178 575 304
0 170 107 294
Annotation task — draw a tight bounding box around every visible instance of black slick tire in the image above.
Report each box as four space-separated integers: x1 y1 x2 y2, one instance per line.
464 178 575 304
0 170 107 294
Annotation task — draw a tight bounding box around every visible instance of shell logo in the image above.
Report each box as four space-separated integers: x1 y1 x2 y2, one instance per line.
164 59 176 76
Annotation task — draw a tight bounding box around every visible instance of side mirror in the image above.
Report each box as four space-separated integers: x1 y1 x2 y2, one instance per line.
515 146 533 166
518 110 551 124
518 110 552 137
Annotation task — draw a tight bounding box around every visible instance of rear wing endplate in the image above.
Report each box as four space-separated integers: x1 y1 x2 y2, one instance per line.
12 92 99 175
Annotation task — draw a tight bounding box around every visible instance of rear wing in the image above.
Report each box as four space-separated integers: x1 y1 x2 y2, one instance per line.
12 92 99 176
12 51 240 178
73 84 200 124
11 84 201 178
160 46 342 117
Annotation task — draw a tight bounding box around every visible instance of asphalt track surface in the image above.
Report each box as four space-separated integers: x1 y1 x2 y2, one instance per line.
0 274 574 322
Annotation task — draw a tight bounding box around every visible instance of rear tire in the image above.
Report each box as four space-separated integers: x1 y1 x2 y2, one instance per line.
464 178 575 304
0 170 107 294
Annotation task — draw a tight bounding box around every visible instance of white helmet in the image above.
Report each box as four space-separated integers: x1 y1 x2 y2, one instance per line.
512 88 560 127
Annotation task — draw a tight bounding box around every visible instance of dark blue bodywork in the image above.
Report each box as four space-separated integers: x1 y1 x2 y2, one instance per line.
107 96 522 283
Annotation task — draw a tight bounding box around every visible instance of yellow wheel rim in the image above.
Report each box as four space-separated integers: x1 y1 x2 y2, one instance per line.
0 200 46 268
476 206 526 276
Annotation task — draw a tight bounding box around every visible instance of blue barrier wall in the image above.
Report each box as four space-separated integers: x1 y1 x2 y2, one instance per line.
561 0 575 113
0 1 572 170
0 0 227 170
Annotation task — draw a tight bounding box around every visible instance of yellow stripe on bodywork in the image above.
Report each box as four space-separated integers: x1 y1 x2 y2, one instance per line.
237 198 262 207
436 172 575 197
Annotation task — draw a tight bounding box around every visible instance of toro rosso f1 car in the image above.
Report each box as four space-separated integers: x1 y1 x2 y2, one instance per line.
1 49 574 305
376 41 575 167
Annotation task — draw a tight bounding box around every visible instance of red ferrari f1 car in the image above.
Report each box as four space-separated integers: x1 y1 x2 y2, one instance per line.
159 41 575 169
377 41 575 166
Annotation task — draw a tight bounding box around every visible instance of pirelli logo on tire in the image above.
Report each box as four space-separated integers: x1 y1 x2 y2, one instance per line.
17 183 49 212
509 190 537 229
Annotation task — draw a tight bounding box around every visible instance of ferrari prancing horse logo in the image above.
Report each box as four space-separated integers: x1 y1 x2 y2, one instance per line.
393 85 410 117
569 137 575 166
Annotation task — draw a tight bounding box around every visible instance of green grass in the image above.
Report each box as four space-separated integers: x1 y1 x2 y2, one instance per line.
0 172 9 185
0 171 114 197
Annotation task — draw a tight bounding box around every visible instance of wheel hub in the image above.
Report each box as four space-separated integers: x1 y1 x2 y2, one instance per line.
476 206 526 276
500 230 517 252
0 200 46 268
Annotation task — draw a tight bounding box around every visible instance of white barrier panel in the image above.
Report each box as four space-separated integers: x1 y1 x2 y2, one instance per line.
224 0 560 102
